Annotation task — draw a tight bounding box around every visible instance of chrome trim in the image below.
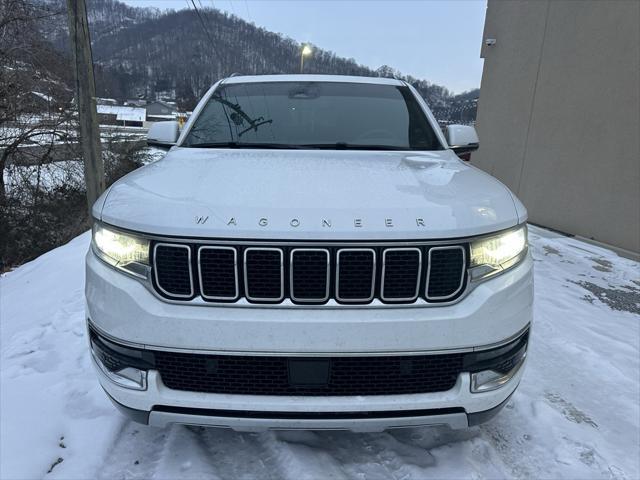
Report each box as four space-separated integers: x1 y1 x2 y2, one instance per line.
87 319 530 357
425 245 467 301
99 220 524 247
380 247 422 302
197 246 239 301
243 247 285 302
471 350 527 393
153 243 194 299
148 410 469 431
90 349 147 391
290 248 330 303
471 324 530 352
335 248 376 303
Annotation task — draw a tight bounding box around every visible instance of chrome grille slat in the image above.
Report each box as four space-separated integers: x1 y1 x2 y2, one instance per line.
290 248 330 303
336 248 376 303
153 243 194 299
426 246 466 300
244 247 284 302
198 246 238 300
152 242 468 305
381 248 422 302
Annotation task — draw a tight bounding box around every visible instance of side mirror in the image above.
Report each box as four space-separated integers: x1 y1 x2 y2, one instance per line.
445 125 479 161
147 121 179 149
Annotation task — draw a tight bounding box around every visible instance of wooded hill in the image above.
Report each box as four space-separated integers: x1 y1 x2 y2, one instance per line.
39 0 478 117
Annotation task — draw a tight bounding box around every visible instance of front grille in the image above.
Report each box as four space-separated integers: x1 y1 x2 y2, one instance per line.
155 351 464 396
152 241 468 304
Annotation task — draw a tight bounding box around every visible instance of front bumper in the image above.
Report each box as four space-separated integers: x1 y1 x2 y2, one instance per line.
90 325 528 431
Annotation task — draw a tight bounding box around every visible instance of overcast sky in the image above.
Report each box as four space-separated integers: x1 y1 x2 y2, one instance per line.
120 0 487 93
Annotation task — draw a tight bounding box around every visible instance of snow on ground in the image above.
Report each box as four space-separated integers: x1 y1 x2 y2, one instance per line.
0 226 638 479
3 160 85 194
3 147 165 194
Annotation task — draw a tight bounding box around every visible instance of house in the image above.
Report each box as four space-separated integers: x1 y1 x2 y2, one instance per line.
28 91 55 114
145 101 177 122
95 97 118 106
96 105 146 127
124 99 147 107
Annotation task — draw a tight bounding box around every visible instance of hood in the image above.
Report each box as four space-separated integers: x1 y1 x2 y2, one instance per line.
99 148 522 240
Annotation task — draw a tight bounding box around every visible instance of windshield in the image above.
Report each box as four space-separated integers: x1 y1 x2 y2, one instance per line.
182 81 443 150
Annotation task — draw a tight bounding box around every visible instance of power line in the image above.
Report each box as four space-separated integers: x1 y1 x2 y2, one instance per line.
187 0 222 67
227 0 237 17
243 0 252 23
189 0 214 43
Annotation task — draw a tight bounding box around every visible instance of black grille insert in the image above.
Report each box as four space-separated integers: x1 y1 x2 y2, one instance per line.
154 244 192 298
199 247 238 300
427 246 466 299
244 248 283 301
382 248 421 301
291 249 330 302
155 351 464 396
336 249 375 302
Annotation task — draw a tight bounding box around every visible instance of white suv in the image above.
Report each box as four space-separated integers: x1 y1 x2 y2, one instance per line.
86 75 532 432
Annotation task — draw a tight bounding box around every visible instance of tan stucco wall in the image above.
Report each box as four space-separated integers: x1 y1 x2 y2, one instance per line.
474 0 640 254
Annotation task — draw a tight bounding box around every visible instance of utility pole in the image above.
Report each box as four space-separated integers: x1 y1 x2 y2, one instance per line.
67 0 104 222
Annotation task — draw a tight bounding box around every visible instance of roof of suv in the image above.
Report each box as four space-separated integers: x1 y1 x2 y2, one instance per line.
222 74 406 86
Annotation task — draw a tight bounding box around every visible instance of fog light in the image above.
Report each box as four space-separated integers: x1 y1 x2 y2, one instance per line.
91 349 148 390
470 350 526 393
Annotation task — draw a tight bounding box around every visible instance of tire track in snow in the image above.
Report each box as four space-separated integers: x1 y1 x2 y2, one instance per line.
178 426 280 479
96 422 173 479
258 430 352 480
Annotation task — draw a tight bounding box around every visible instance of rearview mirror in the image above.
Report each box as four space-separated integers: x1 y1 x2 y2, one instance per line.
147 121 179 149
445 125 479 161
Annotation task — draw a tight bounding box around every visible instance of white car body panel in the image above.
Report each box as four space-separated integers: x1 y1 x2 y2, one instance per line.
86 249 532 353
98 148 520 240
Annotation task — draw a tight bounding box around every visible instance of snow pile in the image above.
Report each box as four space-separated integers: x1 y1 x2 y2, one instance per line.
1 226 638 479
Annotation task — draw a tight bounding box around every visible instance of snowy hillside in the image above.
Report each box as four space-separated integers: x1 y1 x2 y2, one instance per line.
1 226 638 479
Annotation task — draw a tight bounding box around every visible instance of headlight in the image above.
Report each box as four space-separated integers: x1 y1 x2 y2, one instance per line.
92 223 150 278
470 225 528 280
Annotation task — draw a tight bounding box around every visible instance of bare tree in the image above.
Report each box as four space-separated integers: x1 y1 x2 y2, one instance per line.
0 0 73 203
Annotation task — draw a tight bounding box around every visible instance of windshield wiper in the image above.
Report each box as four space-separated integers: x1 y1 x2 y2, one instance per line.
299 143 409 151
187 142 305 149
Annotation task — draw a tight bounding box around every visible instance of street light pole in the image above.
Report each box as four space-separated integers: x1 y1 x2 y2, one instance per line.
300 44 312 73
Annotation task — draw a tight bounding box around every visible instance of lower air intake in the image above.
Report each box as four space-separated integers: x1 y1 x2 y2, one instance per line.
155 351 464 396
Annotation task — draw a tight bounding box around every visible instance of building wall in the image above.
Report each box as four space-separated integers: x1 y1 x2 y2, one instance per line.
474 0 640 254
